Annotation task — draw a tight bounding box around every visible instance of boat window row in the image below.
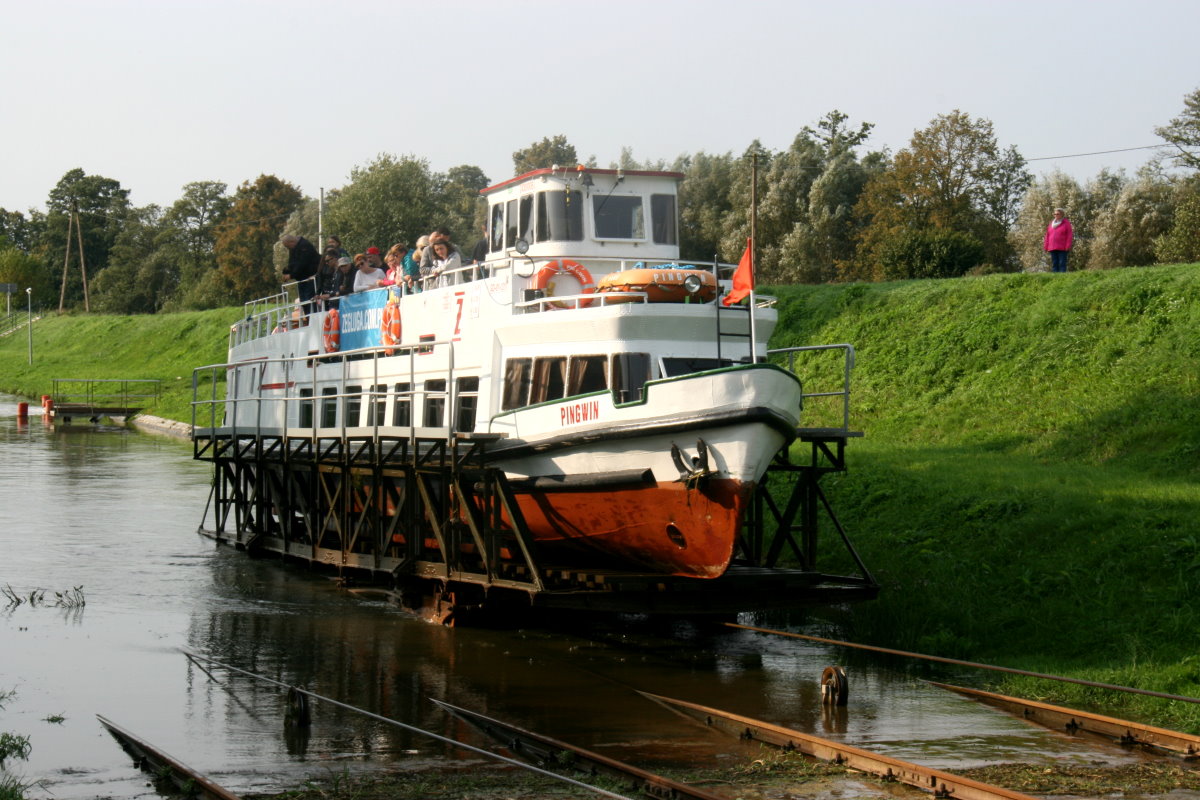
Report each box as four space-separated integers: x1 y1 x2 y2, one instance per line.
487 190 677 254
501 353 651 411
295 377 479 431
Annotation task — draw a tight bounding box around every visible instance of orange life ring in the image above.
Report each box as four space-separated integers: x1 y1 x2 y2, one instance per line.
532 260 595 309
322 308 340 352
381 301 402 355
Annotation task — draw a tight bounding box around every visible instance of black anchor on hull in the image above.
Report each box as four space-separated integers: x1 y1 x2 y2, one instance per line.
670 438 713 489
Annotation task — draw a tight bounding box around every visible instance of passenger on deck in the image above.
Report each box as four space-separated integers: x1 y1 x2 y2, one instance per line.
280 234 321 316
313 249 340 308
353 254 386 292
365 246 384 272
411 235 430 272
419 228 463 277
428 240 462 284
326 236 350 259
376 243 418 292
318 255 353 308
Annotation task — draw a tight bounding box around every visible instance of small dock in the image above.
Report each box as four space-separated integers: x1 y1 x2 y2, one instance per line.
48 378 160 422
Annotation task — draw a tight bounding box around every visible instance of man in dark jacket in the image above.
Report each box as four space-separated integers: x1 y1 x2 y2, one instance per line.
281 234 321 316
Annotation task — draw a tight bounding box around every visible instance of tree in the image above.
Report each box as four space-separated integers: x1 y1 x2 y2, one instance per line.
1155 189 1200 264
512 135 577 175
433 164 490 244
166 181 231 292
91 205 180 314
673 150 739 263
1155 87 1200 171
210 175 303 307
854 110 1030 279
0 208 37 253
324 154 438 254
0 246 53 308
41 168 132 308
1089 170 1177 269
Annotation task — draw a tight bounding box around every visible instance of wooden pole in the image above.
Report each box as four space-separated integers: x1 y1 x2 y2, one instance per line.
74 207 90 312
58 210 73 313
748 152 759 362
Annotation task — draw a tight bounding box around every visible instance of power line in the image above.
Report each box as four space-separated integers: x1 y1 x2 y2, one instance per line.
1026 143 1174 162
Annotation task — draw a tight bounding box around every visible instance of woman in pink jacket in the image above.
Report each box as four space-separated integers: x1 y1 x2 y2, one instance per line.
1044 208 1073 273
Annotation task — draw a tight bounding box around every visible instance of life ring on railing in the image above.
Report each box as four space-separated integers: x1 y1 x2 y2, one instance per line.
532 260 595 309
381 301 402 355
322 308 340 352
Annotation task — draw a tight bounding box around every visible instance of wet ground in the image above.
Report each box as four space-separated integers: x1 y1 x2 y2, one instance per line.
0 398 1193 799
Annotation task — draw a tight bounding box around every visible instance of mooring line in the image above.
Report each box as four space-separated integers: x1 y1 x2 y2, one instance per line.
179 649 638 800
726 622 1200 705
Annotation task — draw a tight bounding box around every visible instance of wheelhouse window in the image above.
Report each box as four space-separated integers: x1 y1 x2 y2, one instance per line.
650 194 677 245
593 195 645 239
613 353 651 404
505 199 519 248
423 379 446 427
536 190 583 242
489 205 505 252
455 377 479 432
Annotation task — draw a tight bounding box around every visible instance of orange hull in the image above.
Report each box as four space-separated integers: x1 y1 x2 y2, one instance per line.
512 478 750 578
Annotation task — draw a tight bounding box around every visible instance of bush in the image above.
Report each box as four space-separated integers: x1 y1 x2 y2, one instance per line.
1155 192 1200 264
877 228 985 280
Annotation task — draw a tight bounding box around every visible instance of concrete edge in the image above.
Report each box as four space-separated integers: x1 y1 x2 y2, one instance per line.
128 413 192 440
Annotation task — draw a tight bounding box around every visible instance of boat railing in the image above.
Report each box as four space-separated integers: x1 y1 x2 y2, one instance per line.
51 378 161 410
230 278 322 348
768 344 856 434
192 337 468 450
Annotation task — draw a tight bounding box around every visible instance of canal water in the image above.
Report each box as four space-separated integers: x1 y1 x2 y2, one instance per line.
0 396 1149 798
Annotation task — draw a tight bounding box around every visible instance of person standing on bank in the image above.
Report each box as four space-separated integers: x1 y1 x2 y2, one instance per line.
1043 208 1074 273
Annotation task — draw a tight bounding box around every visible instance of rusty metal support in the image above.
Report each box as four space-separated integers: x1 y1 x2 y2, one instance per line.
639 692 1040 800
97 715 243 800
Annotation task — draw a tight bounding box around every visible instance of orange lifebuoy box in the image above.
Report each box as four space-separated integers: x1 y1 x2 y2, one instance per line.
381 302 402 355
596 268 717 304
322 308 340 352
532 260 595 309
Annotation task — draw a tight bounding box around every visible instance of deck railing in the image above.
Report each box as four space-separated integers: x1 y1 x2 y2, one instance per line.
768 344 856 434
52 378 161 409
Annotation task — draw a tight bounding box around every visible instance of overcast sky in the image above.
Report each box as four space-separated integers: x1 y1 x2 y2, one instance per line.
1 0 1196 214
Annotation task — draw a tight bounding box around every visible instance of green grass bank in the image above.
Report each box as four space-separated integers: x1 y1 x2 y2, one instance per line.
771 263 1200 730
2 265 1198 729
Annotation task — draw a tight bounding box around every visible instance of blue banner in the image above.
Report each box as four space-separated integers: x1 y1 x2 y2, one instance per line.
337 288 394 350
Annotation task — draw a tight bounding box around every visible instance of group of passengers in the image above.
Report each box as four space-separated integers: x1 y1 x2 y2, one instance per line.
290 227 480 311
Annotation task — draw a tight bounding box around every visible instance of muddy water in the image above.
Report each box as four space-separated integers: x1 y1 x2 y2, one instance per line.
0 396 1152 798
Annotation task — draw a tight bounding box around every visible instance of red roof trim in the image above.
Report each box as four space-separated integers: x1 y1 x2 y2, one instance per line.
482 167 685 195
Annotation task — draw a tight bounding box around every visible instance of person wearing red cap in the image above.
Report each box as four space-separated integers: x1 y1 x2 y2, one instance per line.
365 246 383 272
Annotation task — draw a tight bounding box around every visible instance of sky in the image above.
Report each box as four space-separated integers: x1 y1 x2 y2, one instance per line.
1 0 1196 214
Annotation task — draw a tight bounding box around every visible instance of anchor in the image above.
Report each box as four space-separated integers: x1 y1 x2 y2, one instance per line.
670 438 713 489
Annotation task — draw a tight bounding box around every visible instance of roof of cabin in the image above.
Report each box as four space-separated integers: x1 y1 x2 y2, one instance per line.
482 167 686 196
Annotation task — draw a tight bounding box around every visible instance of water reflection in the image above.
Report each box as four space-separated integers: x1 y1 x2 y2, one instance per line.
0 396 1156 799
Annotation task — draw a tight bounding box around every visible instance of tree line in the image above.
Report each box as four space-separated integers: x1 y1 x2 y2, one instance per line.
2 89 1198 315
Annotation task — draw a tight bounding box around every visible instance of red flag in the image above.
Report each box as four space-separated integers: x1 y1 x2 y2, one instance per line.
722 239 754 306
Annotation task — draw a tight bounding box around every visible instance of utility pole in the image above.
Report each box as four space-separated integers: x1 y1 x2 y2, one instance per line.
57 202 90 313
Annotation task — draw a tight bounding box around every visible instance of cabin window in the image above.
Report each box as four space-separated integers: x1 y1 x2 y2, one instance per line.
530 357 567 404
320 386 338 427
568 355 608 396
593 195 645 239
455 377 479 432
366 383 387 426
650 194 677 245
518 195 534 243
489 205 505 252
298 387 313 428
613 353 651 404
502 358 532 411
537 190 583 242
423 379 446 427
344 385 363 427
393 382 412 427
661 357 749 377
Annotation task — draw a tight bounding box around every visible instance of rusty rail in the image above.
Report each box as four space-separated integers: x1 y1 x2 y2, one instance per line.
928 682 1200 758
432 698 726 800
97 715 242 800
639 692 1040 800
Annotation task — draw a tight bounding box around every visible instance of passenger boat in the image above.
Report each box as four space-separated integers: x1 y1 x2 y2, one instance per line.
194 167 811 582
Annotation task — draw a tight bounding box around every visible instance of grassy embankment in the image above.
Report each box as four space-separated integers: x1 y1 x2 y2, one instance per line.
772 263 1200 732
2 266 1199 733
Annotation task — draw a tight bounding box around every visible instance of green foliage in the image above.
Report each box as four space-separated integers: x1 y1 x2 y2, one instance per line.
512 135 577 175
324 154 437 255
0 732 30 766
40 168 133 309
1155 190 1200 264
1155 86 1200 171
876 228 984 279
769 267 1200 700
212 175 303 304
